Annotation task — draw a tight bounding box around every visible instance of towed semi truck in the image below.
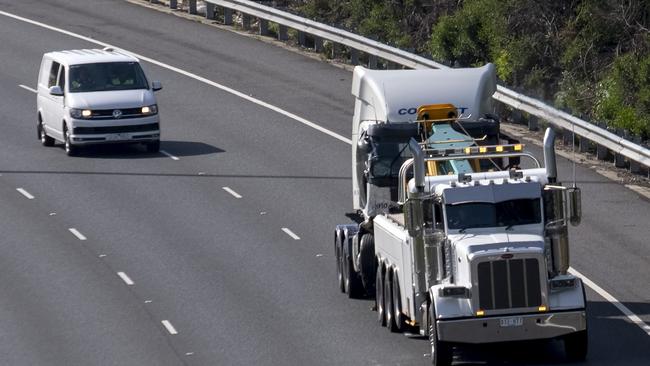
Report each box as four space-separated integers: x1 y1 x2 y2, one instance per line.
334 65 587 365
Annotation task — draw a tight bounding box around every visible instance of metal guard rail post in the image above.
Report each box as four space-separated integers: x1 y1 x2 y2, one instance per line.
204 0 650 169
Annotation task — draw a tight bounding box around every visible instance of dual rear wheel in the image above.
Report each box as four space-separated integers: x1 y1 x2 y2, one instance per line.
376 263 407 333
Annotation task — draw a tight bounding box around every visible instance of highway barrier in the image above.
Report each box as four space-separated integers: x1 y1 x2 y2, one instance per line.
151 0 650 172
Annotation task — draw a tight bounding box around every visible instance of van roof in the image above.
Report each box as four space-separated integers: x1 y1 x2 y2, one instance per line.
44 48 139 66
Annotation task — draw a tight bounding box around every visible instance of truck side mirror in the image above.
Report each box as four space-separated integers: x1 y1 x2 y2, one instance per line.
151 81 162 91
567 187 581 226
49 86 63 96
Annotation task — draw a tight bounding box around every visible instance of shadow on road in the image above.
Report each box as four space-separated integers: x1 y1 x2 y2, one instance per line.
59 140 224 159
448 300 650 365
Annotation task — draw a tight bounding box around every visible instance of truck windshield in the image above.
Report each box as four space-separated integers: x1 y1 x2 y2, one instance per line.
69 62 149 92
446 198 542 230
370 142 411 180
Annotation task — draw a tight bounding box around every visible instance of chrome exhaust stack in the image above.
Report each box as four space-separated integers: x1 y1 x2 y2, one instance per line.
403 138 428 294
543 128 558 184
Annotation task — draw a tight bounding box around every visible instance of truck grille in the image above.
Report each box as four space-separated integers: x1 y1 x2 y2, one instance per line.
477 258 542 310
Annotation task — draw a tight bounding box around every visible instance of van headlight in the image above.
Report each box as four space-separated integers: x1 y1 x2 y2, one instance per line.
70 108 92 119
141 104 158 115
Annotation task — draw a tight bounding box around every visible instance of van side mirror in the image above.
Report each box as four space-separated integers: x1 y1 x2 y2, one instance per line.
151 81 162 91
49 86 63 96
567 187 581 226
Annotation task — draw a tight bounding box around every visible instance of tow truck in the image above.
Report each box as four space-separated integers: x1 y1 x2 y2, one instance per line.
334 66 587 365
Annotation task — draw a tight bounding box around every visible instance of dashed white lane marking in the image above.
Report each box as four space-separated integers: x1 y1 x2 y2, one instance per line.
570 267 650 336
68 228 87 241
160 150 179 160
16 188 34 199
282 228 301 240
4 7 648 339
161 320 178 335
18 84 37 93
222 186 242 199
117 272 135 286
2 10 351 145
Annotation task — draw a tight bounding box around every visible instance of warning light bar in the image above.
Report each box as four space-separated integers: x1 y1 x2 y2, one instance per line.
463 144 524 155
423 144 525 157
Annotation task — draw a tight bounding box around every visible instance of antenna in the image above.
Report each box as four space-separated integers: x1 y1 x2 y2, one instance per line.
572 122 576 188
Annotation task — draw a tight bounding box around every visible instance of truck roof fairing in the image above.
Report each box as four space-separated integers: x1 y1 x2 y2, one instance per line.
351 64 496 124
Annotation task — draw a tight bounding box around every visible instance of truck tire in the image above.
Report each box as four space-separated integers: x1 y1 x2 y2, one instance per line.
335 230 345 293
344 251 364 298
565 280 588 361
376 263 386 326
391 272 407 332
359 233 376 296
429 302 452 366
564 330 588 361
385 270 398 332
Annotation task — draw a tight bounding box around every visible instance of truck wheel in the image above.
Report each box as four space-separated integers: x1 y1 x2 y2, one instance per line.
39 121 54 147
385 270 398 332
344 251 363 298
335 231 345 293
359 233 376 296
376 264 386 326
429 303 452 366
563 330 588 361
392 272 407 332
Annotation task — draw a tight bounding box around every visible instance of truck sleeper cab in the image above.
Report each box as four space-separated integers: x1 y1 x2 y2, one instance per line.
37 48 162 156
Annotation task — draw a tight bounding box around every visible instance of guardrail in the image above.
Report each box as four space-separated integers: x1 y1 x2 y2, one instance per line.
155 0 650 173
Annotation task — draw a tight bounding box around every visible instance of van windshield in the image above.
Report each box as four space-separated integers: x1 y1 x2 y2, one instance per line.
69 62 149 92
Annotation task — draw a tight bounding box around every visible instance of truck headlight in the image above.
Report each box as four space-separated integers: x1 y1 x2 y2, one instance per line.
141 104 158 115
70 108 92 119
439 286 471 298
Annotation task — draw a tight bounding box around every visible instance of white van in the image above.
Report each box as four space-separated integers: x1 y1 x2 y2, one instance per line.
37 48 162 155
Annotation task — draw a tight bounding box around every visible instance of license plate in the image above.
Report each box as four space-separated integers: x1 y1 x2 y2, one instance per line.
499 317 523 327
106 133 127 141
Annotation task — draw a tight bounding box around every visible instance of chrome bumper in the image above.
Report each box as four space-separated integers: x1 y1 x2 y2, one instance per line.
437 309 586 344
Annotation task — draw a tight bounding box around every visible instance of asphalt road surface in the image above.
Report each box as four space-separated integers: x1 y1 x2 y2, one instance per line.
0 1 648 365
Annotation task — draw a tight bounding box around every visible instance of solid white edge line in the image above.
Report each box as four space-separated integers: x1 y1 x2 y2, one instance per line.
0 10 352 146
117 271 135 286
160 150 179 160
68 228 87 241
161 320 178 335
222 186 242 199
569 267 650 336
282 227 301 240
5 7 649 339
18 84 37 93
16 188 35 199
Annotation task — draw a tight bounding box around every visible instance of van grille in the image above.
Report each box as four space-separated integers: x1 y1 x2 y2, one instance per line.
477 258 542 310
87 108 153 120
73 123 159 135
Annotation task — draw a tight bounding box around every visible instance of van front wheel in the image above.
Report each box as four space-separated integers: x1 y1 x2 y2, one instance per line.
39 122 54 147
64 127 77 156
